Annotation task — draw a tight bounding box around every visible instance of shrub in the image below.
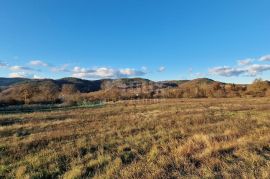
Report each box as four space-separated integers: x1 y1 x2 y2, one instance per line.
246 79 269 97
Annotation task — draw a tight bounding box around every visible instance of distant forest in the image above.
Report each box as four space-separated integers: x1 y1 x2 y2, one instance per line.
0 77 269 106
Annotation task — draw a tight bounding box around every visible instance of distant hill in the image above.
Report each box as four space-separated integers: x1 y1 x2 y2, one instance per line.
0 77 29 89
0 77 181 93
0 77 105 93
0 77 269 106
56 77 104 93
178 78 217 88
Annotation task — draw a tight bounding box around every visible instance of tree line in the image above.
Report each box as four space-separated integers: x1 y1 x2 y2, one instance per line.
0 79 269 106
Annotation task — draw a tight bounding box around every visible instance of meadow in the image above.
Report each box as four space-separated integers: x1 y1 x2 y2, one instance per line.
0 98 270 178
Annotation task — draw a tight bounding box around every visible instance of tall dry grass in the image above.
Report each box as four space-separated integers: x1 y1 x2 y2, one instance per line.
0 98 270 178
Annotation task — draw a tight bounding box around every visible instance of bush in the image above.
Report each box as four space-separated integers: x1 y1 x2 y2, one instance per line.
246 79 270 97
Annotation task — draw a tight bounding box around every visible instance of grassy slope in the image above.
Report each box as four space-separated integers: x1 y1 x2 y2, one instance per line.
0 98 270 178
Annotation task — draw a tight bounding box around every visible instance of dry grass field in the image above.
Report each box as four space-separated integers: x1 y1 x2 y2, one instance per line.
1 98 270 178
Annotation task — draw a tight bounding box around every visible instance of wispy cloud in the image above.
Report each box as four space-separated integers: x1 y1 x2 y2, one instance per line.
29 60 70 73
237 58 254 66
9 65 37 72
158 66 166 72
50 64 70 73
141 66 148 71
29 60 49 67
6 64 41 78
259 54 270 62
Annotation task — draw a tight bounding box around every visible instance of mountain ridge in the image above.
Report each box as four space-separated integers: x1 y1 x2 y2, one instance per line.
1 77 269 106
0 77 243 88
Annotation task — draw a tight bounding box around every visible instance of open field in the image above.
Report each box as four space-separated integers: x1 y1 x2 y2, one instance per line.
0 102 105 115
1 98 270 178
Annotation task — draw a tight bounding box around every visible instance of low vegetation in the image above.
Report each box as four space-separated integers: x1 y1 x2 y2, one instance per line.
0 98 270 178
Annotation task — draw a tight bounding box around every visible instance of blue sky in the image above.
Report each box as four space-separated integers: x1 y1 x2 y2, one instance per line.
0 0 270 83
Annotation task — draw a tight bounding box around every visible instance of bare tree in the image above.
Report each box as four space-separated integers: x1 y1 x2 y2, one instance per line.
19 83 36 104
247 78 269 97
39 82 60 103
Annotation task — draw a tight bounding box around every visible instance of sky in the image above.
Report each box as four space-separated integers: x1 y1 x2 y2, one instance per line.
0 0 270 83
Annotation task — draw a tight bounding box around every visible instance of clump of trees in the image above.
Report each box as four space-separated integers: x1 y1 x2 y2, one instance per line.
246 79 270 97
60 84 80 105
0 81 61 106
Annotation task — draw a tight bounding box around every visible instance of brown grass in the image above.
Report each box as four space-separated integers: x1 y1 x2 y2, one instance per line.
0 98 270 178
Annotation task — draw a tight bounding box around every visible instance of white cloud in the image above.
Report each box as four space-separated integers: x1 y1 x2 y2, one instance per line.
9 72 44 79
29 60 48 67
92 67 116 78
209 64 270 77
259 54 270 62
72 67 146 79
119 68 135 75
245 64 270 76
119 68 146 76
209 66 246 77
72 67 115 79
9 65 36 71
73 66 89 73
158 66 166 72
7 65 40 78
33 75 44 79
237 58 253 66
209 54 270 77
8 72 27 78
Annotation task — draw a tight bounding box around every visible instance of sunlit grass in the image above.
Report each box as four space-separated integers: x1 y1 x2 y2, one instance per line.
0 98 270 178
